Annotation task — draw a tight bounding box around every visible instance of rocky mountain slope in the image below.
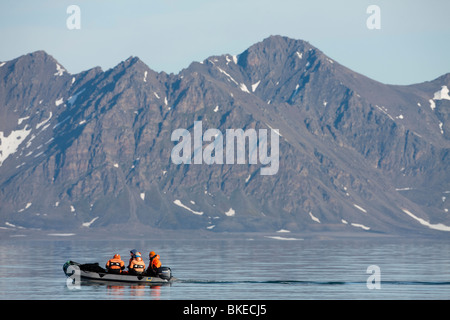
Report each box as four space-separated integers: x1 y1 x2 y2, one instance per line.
1 35 449 236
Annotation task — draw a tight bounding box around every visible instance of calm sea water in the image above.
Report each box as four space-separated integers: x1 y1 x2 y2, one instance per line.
0 236 449 300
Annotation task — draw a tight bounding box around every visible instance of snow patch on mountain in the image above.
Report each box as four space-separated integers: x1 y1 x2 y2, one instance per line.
217 67 238 85
225 208 235 217
353 204 367 213
402 208 450 232
174 199 204 215
429 99 436 111
433 86 450 101
82 217 99 228
350 223 370 230
265 123 282 137
341 219 370 231
55 98 64 106
0 126 32 166
251 80 261 92
240 83 250 93
17 202 32 213
36 112 52 130
309 212 321 223
54 63 66 76
18 116 30 125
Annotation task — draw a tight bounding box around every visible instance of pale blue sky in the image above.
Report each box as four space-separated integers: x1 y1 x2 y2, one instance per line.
1 0 449 85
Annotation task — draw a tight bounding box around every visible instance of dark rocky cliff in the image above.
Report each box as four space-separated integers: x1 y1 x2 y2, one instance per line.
1 36 449 236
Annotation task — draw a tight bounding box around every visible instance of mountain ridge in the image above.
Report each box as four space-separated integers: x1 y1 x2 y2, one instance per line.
1 35 449 237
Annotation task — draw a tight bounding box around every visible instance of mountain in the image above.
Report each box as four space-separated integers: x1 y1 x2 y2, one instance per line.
1 35 449 237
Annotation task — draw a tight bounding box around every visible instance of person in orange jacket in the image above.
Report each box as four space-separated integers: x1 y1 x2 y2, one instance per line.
147 251 161 276
128 252 146 275
105 254 125 274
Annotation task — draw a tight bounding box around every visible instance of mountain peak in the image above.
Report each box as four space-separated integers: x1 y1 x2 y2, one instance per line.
238 35 306 67
15 50 62 68
261 35 311 49
2 50 71 80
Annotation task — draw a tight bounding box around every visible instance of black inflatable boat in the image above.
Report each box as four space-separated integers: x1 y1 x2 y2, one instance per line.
63 260 175 284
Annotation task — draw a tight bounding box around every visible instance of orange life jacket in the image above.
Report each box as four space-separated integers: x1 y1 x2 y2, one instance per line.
129 257 146 273
106 258 125 272
149 254 161 270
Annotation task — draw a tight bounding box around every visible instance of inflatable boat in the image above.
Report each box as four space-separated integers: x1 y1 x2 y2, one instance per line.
63 260 175 284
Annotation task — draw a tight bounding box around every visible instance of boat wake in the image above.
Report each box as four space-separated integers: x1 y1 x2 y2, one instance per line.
177 279 450 286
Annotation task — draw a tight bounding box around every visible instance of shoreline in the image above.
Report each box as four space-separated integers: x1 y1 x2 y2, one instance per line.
1 224 446 242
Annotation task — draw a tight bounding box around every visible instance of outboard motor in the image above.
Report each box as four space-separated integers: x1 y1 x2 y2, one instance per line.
157 266 172 280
